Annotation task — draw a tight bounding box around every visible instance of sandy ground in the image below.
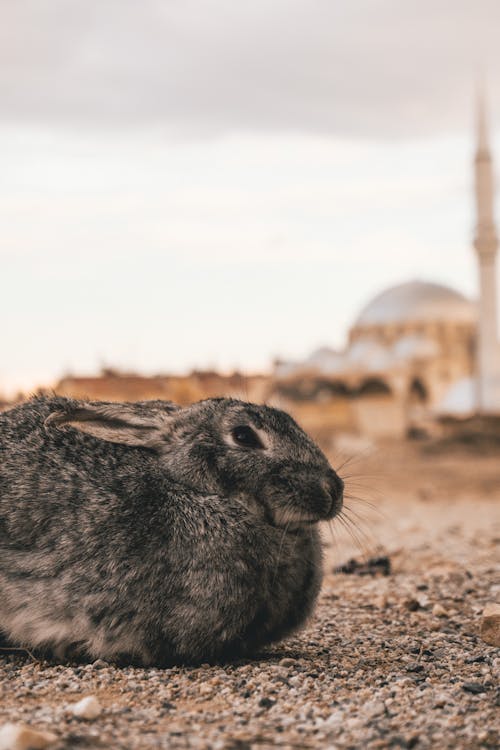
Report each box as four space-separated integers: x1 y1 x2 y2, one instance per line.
0 441 499 749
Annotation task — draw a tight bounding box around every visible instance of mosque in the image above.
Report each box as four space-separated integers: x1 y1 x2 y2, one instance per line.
273 96 500 438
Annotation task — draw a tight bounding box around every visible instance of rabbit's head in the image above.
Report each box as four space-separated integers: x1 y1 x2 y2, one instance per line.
46 398 343 528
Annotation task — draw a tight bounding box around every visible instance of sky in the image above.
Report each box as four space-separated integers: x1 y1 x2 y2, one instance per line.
1 0 500 394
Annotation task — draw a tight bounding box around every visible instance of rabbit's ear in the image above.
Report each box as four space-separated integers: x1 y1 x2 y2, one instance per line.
45 404 173 449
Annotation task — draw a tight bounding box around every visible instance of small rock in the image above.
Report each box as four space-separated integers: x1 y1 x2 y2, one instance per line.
69 695 102 719
432 694 449 708
462 682 487 694
432 604 449 617
0 723 57 750
480 603 500 647
334 555 391 576
364 700 386 718
406 663 424 673
405 598 422 612
373 594 388 609
323 710 345 727
91 659 109 669
268 666 288 678
258 697 276 709
465 654 486 664
278 658 297 668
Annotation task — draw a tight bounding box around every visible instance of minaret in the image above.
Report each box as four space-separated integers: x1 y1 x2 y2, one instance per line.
473 90 500 412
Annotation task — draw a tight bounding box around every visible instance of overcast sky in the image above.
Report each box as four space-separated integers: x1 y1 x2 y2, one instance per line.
1 0 500 393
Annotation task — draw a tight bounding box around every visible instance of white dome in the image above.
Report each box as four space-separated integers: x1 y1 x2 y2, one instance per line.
354 280 476 328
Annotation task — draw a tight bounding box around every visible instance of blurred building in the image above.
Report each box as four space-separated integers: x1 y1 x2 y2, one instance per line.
54 369 269 406
50 97 500 441
274 280 476 437
274 95 500 437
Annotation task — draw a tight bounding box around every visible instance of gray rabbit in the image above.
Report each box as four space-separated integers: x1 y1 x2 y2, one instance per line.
0 395 343 665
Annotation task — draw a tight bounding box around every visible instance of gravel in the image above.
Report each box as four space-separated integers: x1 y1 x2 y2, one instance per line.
0 442 498 749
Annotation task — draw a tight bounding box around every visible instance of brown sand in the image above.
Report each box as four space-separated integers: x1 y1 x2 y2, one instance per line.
0 441 498 749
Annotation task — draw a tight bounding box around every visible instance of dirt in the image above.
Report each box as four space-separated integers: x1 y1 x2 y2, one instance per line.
0 441 498 749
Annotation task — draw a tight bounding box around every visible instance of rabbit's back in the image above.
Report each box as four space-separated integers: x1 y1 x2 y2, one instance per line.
0 397 178 661
0 397 159 550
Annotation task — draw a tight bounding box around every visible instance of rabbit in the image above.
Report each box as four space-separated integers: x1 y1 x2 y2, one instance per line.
0 395 343 665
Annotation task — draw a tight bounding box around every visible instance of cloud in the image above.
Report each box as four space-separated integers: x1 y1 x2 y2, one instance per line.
0 0 499 138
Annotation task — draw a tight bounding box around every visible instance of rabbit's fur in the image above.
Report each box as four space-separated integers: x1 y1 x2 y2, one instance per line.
0 395 343 665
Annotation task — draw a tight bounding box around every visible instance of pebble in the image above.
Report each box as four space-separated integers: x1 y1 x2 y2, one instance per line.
278 658 298 668
480 603 500 647
404 598 422 612
364 700 386 718
323 710 345 727
432 603 449 617
258 697 276 709
462 682 487 694
0 724 56 750
91 659 109 669
68 695 103 719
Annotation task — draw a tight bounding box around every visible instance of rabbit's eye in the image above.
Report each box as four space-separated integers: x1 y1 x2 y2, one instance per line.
231 425 264 449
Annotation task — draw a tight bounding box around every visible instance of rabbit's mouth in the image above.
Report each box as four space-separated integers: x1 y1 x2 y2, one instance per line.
270 483 343 529
264 468 344 530
272 507 328 529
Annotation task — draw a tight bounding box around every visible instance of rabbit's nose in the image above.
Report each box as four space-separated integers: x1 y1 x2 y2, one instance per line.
322 472 344 518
